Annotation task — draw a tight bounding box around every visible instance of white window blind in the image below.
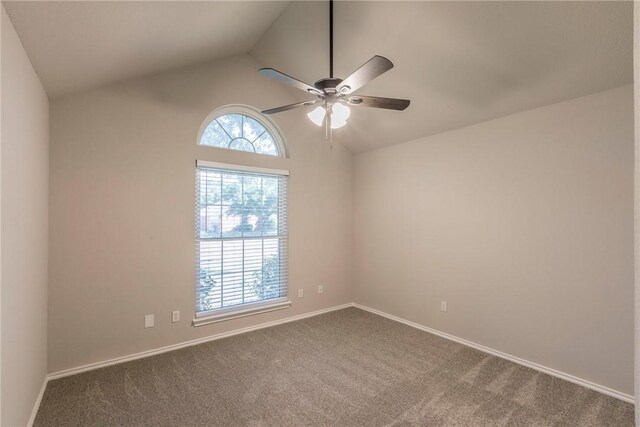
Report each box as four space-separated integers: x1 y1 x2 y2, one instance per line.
195 161 289 320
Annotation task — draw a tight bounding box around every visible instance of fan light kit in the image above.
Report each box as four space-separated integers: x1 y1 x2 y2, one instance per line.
259 0 410 137
308 103 350 129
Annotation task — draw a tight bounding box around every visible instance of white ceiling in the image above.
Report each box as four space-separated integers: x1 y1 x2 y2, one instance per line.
2 1 290 98
3 1 633 152
251 1 633 152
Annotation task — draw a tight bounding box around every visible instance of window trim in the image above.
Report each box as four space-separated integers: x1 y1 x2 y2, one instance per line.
193 160 290 326
192 298 291 327
197 105 288 158
196 160 289 177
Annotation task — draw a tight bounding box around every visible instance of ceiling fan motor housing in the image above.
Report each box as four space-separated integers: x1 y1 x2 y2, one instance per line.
314 77 344 94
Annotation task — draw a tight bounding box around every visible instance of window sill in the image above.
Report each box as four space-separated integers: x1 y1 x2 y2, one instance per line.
192 300 292 327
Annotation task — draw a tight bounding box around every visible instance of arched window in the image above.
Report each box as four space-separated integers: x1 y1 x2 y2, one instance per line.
198 106 285 157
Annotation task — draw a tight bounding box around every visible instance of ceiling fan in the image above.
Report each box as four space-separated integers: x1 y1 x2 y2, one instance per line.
258 0 410 133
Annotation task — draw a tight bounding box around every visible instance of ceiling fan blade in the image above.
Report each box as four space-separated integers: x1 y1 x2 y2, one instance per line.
345 95 410 111
262 100 319 115
259 68 323 96
336 56 394 95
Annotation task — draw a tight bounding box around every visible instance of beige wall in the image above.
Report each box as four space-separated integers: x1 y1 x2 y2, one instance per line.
1 6 50 426
634 1 639 421
48 54 353 373
354 86 634 396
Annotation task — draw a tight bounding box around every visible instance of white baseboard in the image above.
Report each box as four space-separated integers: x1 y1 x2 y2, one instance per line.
48 303 353 381
27 376 48 427
353 303 634 404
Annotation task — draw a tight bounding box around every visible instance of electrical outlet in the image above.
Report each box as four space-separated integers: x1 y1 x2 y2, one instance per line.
298 289 304 298
441 301 448 312
317 285 323 294
144 314 154 328
172 310 180 323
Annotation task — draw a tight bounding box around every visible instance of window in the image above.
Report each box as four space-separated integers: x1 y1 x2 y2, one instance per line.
194 161 289 325
198 106 285 157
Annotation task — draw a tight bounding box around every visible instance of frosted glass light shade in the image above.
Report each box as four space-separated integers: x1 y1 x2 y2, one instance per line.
307 106 326 127
307 103 351 129
330 103 350 129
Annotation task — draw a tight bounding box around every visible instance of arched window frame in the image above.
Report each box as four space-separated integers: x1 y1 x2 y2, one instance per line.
197 105 288 158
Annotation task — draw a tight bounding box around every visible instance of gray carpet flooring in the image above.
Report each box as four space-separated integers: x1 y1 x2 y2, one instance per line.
35 307 634 426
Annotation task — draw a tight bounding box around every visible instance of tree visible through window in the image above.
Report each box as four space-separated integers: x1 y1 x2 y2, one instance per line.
199 112 280 156
195 163 288 315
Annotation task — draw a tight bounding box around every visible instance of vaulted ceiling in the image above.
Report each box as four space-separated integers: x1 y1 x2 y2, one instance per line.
251 1 633 152
3 1 633 152
2 1 290 98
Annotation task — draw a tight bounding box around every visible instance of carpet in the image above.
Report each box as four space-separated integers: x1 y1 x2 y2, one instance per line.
34 307 634 426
